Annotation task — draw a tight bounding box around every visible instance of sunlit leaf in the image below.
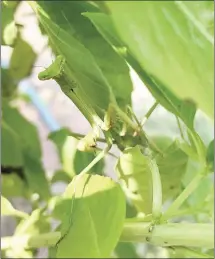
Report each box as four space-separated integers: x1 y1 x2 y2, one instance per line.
106 1 214 118
54 174 126 258
84 12 198 129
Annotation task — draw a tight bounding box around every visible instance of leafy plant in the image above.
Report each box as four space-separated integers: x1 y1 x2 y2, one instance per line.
1 1 214 258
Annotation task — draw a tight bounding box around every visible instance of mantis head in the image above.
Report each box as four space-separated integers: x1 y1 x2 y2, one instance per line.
38 55 65 81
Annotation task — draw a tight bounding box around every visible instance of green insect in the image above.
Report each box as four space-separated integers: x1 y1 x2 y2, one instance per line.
38 55 162 247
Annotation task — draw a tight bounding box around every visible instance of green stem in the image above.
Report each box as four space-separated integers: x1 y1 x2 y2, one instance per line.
2 223 213 250
162 168 207 220
141 101 159 126
121 222 214 248
176 116 185 140
14 210 29 219
95 147 118 159
78 142 112 178
150 157 162 220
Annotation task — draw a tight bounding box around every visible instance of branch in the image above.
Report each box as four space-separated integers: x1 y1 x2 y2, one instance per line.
2 222 213 250
121 222 214 249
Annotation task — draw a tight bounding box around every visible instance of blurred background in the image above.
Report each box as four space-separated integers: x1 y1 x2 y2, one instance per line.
1 2 214 258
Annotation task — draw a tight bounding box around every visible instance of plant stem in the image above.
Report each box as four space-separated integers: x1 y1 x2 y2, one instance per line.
121 222 214 248
141 101 159 126
2 223 213 250
14 210 29 219
148 154 162 220
162 167 207 220
176 116 185 140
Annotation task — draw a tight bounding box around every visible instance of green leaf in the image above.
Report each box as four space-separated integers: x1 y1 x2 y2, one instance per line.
114 242 139 258
9 33 37 81
84 12 197 129
154 138 189 202
2 102 42 158
1 196 28 219
206 139 214 170
37 1 133 110
54 174 126 258
1 173 28 198
49 128 104 177
1 122 23 167
2 67 17 99
106 1 214 118
22 150 51 201
182 161 214 221
1 1 19 46
115 145 153 214
2 102 50 200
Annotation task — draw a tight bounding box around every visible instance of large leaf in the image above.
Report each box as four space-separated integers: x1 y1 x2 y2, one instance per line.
106 1 214 118
84 12 197 129
35 1 133 110
53 174 126 258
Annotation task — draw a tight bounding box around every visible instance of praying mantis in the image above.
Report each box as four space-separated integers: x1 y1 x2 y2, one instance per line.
38 54 162 248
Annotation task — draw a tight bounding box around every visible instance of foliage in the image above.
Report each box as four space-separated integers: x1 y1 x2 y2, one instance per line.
1 1 214 258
